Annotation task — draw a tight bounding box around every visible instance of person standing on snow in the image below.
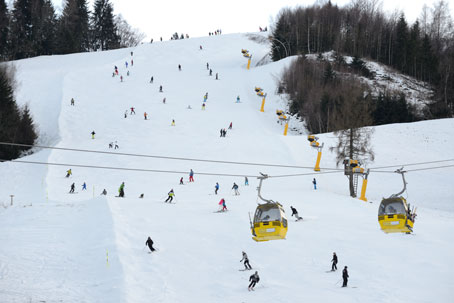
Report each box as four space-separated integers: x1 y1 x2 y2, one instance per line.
245 176 249 186
312 178 317 190
248 271 260 291
171 119 175 126
66 169 72 178
82 182 87 190
189 169 194 182
236 96 240 103
124 110 128 118
145 236 155 252
209 69 212 76
232 183 239 195
159 85 163 92
150 76 154 83
130 107 136 115
206 62 209 70
91 131 96 139
290 206 302 221
331 252 338 271
120 75 123 82
228 122 232 129
165 189 175 203
144 112 148 120
202 103 206 110
69 182 75 193
342 266 349 287
215 73 218 80
118 182 125 197
101 189 107 195
125 61 128 68
215 182 219 195
180 177 184 185
178 64 181 71
218 198 227 211
71 98 75 106
240 251 252 270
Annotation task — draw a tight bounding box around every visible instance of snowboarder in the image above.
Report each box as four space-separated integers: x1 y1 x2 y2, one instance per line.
180 177 184 185
65 169 72 178
130 107 136 114
240 251 252 270
248 271 260 291
82 182 87 190
178 64 181 71
215 182 219 195
171 119 175 126
331 252 338 271
145 236 155 252
290 206 303 221
71 98 75 106
245 176 249 186
118 182 125 197
69 182 75 193
165 189 175 203
218 198 227 211
91 131 96 139
313 178 317 190
228 122 232 129
236 96 240 103
144 112 148 120
189 169 194 182
159 85 163 92
150 76 154 83
342 266 349 287
101 189 107 195
232 183 239 195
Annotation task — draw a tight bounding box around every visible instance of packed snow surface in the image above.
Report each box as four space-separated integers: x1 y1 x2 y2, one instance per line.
1 33 453 302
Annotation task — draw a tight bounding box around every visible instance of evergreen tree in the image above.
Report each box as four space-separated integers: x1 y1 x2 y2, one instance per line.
0 65 36 160
91 0 119 50
393 14 409 72
323 62 335 84
0 0 9 60
10 0 33 59
57 0 90 54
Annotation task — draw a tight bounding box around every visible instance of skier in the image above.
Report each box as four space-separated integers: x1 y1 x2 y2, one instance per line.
109 142 113 148
205 92 208 100
200 45 203 50
163 98 166 104
120 75 123 82
124 110 128 118
165 189 175 203
130 107 136 114
187 105 192 109
91 131 96 139
218 198 227 211
342 266 349 287
65 169 72 178
82 182 87 190
220 129 223 137
248 271 260 291
202 103 206 110
290 206 303 221
145 236 155 252
232 183 239 195
189 169 194 182
144 112 148 120
139 193 144 198
130 51 133 56
222 129 227 137
228 122 232 129
236 96 240 103
150 76 154 83
159 85 163 92
245 176 249 186
206 62 209 70
71 98 75 106
331 252 338 271
114 141 119 149
209 69 212 76
118 182 125 198
180 177 184 185
69 182 75 193
125 61 128 68
127 70 130 76
215 182 219 195
313 178 317 190
215 73 218 80
171 119 175 126
131 59 133 66
240 251 252 270
178 64 181 71
101 189 107 195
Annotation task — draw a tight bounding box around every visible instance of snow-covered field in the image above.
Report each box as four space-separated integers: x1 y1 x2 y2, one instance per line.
0 32 453 302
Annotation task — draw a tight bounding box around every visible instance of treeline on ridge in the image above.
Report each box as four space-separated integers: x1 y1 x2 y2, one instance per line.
272 0 454 122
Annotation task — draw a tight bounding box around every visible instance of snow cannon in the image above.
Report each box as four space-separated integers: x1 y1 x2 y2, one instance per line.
308 135 324 171
250 173 288 242
378 168 416 234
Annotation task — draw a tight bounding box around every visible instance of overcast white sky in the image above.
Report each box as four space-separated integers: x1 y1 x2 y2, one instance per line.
50 0 452 41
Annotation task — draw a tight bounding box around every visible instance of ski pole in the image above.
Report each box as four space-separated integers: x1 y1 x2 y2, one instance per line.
335 279 342 285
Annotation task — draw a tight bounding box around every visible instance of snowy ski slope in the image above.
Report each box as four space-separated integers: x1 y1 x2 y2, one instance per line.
0 32 453 302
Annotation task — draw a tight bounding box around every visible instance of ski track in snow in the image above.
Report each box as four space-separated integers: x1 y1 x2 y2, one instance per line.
0 32 453 302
